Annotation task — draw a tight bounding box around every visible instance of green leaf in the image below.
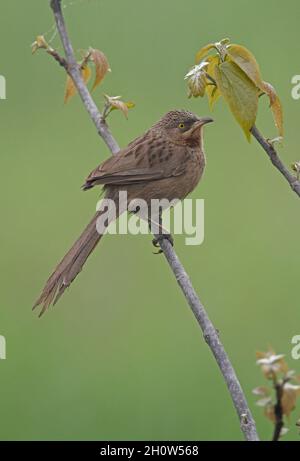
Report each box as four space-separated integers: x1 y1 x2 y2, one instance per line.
205 55 221 110
227 44 264 89
195 43 214 64
214 61 258 140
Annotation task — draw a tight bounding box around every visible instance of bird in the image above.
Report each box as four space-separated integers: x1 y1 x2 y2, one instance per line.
33 109 213 316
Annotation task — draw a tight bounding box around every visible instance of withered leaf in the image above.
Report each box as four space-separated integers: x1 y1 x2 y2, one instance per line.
281 383 300 417
64 65 91 103
90 48 110 91
104 95 135 119
261 81 284 137
264 404 276 422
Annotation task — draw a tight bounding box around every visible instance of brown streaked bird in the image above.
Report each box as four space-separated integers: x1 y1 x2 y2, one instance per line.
33 110 213 316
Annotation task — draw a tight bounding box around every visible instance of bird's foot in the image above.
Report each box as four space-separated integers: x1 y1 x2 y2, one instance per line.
152 233 174 254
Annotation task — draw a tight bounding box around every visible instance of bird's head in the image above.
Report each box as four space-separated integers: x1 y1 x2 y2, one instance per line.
158 110 213 147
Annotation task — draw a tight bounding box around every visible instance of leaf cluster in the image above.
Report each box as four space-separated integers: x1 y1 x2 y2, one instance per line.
185 39 283 141
31 36 135 119
254 348 300 439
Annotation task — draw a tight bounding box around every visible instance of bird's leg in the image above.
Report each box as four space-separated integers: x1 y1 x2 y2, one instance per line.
152 233 174 254
148 209 174 254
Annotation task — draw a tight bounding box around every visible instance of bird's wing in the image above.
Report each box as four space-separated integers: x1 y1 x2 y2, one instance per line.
83 131 186 189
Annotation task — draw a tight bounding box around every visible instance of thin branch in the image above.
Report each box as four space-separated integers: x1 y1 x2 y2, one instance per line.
49 0 259 442
272 381 284 441
50 0 119 154
271 373 289 442
158 239 259 440
46 48 67 69
251 126 300 198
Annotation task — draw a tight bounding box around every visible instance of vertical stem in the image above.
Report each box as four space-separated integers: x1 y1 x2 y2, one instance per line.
272 378 284 442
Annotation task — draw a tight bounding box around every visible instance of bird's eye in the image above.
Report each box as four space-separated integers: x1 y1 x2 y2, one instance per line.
178 122 185 129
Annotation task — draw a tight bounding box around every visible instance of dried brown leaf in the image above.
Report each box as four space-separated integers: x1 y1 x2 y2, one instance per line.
64 65 91 103
261 81 284 137
104 95 134 119
264 403 276 422
90 48 110 91
281 383 300 417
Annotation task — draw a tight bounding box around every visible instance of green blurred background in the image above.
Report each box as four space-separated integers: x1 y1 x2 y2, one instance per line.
0 0 300 441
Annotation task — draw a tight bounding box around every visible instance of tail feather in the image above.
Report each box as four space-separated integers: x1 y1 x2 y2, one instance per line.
33 212 103 316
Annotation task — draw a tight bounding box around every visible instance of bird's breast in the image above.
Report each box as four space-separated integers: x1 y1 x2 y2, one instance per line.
183 148 206 194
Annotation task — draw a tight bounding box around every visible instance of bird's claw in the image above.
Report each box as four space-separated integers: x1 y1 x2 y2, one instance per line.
152 234 174 254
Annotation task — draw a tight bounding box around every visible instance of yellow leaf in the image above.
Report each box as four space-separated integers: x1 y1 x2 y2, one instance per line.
64 65 91 103
215 61 258 141
261 81 284 137
90 49 110 91
206 55 219 75
206 85 221 110
125 101 135 110
227 44 264 90
205 55 221 110
195 43 214 64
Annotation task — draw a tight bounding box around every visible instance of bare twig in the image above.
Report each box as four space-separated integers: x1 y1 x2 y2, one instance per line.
46 48 67 69
49 0 259 441
271 373 289 442
251 126 300 198
272 381 284 442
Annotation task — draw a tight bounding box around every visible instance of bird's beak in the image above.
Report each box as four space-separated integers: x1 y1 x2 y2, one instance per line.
200 116 214 125
191 117 214 132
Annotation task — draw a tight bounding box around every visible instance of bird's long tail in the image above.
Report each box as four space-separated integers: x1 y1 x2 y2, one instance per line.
33 210 108 316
